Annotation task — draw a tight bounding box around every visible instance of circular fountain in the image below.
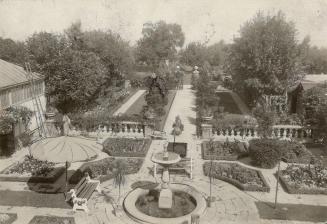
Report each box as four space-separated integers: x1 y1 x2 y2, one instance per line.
124 141 207 224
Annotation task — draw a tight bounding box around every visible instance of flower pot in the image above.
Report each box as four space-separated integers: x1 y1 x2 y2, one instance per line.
202 116 213 121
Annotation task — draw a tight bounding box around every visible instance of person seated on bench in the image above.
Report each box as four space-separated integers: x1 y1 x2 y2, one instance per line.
66 172 101 212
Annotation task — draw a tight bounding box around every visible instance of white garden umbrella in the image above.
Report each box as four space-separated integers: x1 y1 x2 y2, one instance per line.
30 136 100 163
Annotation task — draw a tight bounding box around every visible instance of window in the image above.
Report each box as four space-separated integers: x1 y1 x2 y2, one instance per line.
0 90 10 108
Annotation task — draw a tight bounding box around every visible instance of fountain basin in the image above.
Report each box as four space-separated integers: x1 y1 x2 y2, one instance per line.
124 183 207 224
151 152 181 165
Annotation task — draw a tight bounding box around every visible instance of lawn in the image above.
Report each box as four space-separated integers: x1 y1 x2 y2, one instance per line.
216 92 242 114
255 201 327 223
124 91 146 116
124 90 177 131
304 143 327 166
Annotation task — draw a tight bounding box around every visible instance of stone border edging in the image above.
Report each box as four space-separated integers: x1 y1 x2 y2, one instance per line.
278 173 327 195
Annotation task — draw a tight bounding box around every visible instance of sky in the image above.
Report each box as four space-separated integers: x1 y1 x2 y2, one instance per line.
0 0 327 47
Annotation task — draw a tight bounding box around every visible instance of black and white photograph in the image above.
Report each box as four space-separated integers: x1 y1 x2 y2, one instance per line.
0 0 326 223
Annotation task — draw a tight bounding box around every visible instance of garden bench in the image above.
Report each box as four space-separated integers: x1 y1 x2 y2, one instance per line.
66 173 101 212
149 130 166 139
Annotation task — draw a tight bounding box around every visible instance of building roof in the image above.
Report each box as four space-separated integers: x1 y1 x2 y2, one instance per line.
0 59 43 90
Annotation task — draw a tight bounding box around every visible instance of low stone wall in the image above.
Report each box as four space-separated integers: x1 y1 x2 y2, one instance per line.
201 123 314 143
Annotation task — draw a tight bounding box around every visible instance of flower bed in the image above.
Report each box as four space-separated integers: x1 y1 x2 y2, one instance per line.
0 213 17 224
203 162 270 192
0 156 64 183
201 140 247 161
249 139 313 168
278 164 327 195
28 215 75 224
69 157 144 184
103 138 151 157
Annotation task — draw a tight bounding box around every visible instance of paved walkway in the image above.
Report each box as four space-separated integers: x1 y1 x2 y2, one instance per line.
1 85 327 224
113 90 146 116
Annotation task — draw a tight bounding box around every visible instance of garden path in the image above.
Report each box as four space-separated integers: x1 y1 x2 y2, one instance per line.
113 90 146 116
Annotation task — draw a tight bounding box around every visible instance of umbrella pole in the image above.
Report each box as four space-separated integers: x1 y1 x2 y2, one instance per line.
65 161 68 199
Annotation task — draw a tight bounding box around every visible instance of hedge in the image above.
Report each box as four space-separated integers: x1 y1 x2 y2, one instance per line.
0 167 65 183
278 174 327 195
203 162 270 192
69 157 144 184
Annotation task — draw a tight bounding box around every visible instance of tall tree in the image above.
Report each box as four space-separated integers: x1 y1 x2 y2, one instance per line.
180 42 207 67
82 30 134 86
47 49 107 113
227 11 306 107
0 38 26 65
136 21 185 66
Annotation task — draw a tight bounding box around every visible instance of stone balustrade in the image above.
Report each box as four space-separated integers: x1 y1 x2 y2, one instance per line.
201 123 313 142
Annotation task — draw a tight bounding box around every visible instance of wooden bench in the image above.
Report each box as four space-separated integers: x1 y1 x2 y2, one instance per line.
66 173 101 212
149 130 167 139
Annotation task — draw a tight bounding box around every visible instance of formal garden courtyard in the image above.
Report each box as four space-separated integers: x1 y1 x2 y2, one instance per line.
1 4 327 224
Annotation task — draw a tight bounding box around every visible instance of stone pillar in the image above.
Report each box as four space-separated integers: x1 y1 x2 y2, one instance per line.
144 124 153 137
201 124 213 139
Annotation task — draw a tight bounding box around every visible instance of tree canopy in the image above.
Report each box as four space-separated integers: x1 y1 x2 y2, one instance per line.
136 21 185 66
23 22 134 113
227 11 306 106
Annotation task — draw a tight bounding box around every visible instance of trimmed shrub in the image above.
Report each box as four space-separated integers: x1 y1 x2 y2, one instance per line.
249 139 281 168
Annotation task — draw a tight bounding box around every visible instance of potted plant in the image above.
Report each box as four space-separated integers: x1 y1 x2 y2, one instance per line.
172 115 184 136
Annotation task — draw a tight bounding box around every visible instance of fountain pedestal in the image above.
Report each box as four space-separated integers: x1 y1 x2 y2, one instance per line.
152 151 181 209
159 167 172 208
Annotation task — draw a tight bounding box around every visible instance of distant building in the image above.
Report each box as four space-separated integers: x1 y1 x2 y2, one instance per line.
0 59 46 131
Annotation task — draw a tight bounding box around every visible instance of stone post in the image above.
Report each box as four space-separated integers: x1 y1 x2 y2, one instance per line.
201 123 213 139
